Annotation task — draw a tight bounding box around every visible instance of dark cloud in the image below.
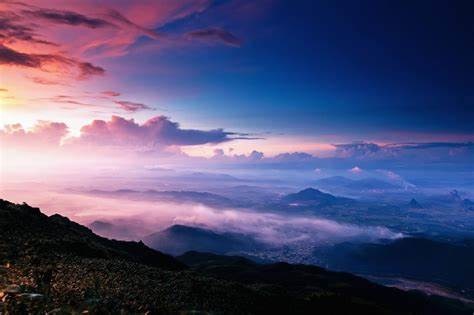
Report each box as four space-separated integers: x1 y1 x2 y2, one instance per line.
389 142 474 150
0 6 105 81
115 100 151 112
0 44 104 79
186 28 241 47
0 43 42 67
78 61 105 79
0 11 57 46
0 88 8 92
22 8 112 29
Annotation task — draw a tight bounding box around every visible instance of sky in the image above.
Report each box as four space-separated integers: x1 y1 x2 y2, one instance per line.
0 0 473 173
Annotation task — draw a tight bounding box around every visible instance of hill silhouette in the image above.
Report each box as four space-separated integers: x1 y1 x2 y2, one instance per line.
0 199 471 314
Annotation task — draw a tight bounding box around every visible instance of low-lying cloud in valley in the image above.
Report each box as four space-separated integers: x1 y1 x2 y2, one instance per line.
1 185 402 250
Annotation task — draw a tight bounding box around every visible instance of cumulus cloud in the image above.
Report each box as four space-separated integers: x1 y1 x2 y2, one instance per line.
273 152 314 162
0 121 68 149
70 115 247 148
213 148 225 157
248 150 264 160
186 28 241 47
1 115 255 157
348 166 363 174
334 142 382 158
210 149 265 163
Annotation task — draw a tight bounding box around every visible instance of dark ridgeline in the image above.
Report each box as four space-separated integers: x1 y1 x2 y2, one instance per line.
143 224 263 256
0 199 472 314
320 237 474 298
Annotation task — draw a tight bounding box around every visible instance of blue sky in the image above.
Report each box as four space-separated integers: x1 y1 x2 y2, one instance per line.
125 0 474 139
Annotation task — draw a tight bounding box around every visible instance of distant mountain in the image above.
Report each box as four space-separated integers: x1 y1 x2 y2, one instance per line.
408 198 423 209
0 199 471 314
448 190 463 202
316 176 354 186
315 176 400 191
432 190 474 210
88 220 140 240
463 199 474 211
88 189 239 207
282 188 353 206
188 172 240 181
345 178 399 190
143 224 262 255
319 237 474 299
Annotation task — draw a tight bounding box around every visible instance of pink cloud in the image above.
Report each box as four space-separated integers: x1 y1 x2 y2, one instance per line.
0 121 68 149
1 0 213 82
70 115 244 148
186 28 242 47
101 90 121 97
114 100 151 112
0 44 105 79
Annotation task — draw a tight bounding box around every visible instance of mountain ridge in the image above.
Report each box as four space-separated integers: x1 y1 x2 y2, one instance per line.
0 199 472 314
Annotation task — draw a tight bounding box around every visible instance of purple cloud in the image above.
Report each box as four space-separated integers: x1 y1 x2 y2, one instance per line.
186 28 241 47
22 8 113 29
102 90 121 97
73 115 249 147
115 100 151 112
0 44 104 79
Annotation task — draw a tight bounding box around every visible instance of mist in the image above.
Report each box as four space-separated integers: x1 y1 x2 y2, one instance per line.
0 183 402 248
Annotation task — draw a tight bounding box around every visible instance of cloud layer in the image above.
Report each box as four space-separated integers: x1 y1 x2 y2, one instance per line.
0 115 250 152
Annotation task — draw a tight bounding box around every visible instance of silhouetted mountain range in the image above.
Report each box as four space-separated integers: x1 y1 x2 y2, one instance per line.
408 198 424 209
319 237 474 299
177 251 472 315
87 189 241 207
1 199 472 314
282 188 353 206
315 176 402 191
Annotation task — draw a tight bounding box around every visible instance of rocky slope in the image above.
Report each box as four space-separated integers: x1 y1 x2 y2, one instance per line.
0 199 472 314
